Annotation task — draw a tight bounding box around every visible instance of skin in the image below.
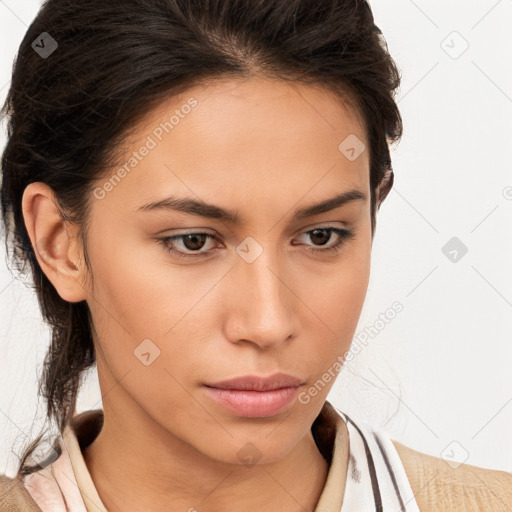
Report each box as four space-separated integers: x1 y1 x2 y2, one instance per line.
22 75 374 512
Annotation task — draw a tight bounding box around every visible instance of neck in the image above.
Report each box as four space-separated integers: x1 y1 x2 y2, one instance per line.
82 408 331 512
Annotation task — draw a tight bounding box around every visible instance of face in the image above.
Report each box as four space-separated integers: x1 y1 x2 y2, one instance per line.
80 76 372 464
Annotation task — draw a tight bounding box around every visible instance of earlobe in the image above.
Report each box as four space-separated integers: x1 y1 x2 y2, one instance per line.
21 182 88 303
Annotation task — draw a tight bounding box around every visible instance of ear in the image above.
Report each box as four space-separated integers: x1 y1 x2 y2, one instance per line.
376 166 394 208
21 182 88 303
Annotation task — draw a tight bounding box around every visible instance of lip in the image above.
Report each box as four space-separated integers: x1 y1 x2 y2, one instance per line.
203 373 305 418
205 372 304 391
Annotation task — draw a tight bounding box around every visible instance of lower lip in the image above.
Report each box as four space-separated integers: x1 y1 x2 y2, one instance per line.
203 385 300 418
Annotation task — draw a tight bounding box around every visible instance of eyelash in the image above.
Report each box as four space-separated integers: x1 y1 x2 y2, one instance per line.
158 226 356 260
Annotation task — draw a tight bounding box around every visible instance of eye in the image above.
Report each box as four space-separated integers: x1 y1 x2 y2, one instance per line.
158 226 355 259
158 232 219 259
293 226 356 256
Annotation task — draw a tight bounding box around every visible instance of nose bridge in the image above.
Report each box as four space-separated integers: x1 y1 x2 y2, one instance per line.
245 253 285 312
226 238 295 347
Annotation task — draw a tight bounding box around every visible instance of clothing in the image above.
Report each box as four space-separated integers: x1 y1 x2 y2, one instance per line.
335 410 420 511
1 400 421 511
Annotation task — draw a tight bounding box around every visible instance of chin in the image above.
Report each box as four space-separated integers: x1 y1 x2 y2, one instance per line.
198 434 300 467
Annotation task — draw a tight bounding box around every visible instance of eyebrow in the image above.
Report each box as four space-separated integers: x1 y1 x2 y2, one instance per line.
136 189 367 223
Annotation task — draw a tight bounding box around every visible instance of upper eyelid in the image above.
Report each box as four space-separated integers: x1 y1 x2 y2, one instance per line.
167 222 348 238
164 224 349 247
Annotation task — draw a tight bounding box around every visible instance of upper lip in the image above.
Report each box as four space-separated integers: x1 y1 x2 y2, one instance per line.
205 372 304 391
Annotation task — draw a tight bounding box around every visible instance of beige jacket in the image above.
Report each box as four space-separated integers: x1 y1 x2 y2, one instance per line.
392 439 512 511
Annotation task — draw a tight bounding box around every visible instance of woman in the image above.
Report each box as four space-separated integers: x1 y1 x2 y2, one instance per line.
0 0 510 511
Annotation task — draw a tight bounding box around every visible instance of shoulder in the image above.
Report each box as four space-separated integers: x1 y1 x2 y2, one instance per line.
0 473 42 512
391 439 512 512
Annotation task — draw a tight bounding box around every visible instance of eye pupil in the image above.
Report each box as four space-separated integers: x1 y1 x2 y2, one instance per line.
310 228 330 246
183 234 208 251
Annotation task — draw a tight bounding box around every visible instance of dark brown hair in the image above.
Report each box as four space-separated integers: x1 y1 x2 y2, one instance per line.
0 0 402 475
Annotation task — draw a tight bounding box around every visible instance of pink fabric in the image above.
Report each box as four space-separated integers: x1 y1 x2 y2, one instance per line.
23 439 88 512
22 424 107 512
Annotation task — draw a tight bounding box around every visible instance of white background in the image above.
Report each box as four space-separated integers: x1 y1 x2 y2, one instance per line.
1 0 511 477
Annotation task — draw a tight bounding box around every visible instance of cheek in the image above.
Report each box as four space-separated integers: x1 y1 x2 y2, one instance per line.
85 224 179 327
302 241 371 367
84 229 211 389
308 241 371 324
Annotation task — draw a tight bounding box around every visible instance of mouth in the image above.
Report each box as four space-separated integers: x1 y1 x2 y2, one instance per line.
203 373 305 417
202 386 302 418
204 372 304 391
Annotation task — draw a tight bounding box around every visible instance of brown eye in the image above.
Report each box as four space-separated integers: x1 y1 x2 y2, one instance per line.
158 226 355 260
308 228 333 246
159 232 219 258
180 233 210 251
294 226 356 256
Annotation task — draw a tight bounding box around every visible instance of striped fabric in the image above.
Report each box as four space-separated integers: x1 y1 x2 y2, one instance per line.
335 409 421 512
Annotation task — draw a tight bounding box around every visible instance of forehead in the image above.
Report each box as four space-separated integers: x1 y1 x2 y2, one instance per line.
141 75 367 146
97 76 370 221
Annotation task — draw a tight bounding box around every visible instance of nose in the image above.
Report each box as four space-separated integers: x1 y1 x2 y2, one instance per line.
222 249 296 351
